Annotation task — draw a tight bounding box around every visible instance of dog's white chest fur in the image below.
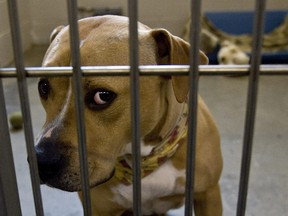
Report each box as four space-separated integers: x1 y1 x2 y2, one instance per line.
111 160 185 215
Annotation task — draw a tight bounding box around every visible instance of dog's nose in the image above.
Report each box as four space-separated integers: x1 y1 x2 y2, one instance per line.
35 139 63 182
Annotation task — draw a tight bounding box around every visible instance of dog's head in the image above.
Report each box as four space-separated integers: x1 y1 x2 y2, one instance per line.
217 40 250 65
35 15 208 191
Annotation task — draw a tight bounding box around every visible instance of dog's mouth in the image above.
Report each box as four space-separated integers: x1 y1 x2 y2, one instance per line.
34 136 117 192
33 151 116 192
40 165 116 192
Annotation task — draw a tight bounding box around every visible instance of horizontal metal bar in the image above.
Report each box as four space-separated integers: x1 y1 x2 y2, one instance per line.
0 65 288 78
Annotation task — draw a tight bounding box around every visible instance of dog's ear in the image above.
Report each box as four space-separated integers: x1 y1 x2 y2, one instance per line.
49 25 65 43
151 29 208 103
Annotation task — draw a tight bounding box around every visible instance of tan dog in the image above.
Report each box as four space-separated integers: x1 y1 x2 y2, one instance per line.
35 15 223 216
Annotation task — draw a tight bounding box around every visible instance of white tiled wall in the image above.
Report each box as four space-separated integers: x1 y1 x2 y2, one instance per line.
0 0 286 66
0 0 12 66
29 0 68 44
0 0 31 66
27 0 288 44
28 0 190 44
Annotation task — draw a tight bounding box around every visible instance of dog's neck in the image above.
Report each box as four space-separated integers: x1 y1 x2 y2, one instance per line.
145 82 185 145
115 95 188 185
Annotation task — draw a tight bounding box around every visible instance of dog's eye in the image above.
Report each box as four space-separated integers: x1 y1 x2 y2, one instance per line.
94 91 114 105
220 57 227 63
85 89 116 110
38 79 51 100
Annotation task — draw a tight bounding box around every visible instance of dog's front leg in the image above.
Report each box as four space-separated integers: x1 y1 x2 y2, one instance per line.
194 183 222 216
78 192 125 216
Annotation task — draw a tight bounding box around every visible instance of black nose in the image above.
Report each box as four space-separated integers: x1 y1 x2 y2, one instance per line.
35 139 64 183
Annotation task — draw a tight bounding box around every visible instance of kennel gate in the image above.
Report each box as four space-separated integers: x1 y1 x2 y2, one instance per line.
0 0 287 215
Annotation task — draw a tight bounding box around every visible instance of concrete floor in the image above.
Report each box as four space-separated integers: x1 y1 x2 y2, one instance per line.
2 45 288 216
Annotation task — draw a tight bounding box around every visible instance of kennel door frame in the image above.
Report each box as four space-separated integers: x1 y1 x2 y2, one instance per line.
0 79 22 216
5 0 44 215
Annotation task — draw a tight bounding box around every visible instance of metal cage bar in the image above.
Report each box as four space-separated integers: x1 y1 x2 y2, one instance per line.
6 0 44 215
0 79 22 216
185 0 202 215
128 0 142 215
237 0 267 215
66 0 92 215
1 65 288 78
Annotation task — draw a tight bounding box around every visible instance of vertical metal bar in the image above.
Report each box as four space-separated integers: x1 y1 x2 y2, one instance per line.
185 0 202 215
237 0 267 215
0 79 22 216
6 0 44 215
128 0 142 215
0 178 6 216
66 0 91 215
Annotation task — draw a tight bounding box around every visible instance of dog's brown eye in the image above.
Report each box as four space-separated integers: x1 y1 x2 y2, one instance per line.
85 89 116 110
220 57 226 63
38 79 51 100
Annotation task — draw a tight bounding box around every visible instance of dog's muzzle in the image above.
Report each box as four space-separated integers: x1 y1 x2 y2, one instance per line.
31 135 116 191
33 138 83 192
34 138 67 184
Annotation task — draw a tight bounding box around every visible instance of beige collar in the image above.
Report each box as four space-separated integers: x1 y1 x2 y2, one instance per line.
115 103 188 185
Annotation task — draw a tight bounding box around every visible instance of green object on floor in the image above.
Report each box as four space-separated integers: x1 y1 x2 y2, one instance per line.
9 112 23 130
